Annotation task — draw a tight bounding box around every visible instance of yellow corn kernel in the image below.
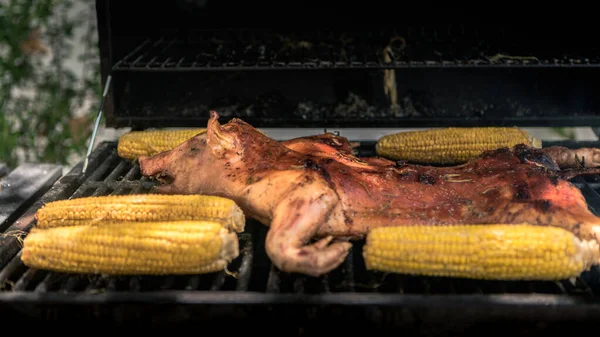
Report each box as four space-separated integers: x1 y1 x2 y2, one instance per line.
363 224 600 281
35 194 245 233
117 128 206 160
375 127 542 165
21 220 239 275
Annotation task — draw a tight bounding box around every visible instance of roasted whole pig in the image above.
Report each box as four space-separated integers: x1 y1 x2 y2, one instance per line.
139 111 600 277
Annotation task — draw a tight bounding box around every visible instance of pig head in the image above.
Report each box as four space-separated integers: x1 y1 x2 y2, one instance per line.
139 110 352 277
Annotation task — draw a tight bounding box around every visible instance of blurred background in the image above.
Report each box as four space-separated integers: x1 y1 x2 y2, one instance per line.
1 3 598 175
0 0 127 174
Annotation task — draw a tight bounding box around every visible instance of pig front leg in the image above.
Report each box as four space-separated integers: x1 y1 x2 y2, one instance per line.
265 187 352 277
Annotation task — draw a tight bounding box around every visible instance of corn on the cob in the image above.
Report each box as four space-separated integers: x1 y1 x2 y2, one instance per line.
363 224 600 281
21 220 238 275
35 194 245 233
117 128 206 160
375 127 542 165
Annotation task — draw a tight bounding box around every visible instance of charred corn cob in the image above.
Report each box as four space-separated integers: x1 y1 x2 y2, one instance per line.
35 194 245 233
363 224 600 281
21 220 238 275
117 128 206 160
376 127 542 165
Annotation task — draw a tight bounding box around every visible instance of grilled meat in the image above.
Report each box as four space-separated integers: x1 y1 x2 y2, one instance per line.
287 131 600 171
282 133 354 156
139 111 600 277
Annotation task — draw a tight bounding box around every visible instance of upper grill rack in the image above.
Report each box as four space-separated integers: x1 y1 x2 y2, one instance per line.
112 28 600 71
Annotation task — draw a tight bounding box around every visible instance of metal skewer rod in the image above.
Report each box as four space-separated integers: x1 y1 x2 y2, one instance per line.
82 74 112 174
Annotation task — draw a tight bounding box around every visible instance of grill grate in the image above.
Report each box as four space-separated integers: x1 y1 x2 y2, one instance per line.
107 28 600 131
2 141 600 304
112 28 600 72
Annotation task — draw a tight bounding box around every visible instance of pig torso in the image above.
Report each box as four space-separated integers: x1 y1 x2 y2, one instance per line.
229 144 596 241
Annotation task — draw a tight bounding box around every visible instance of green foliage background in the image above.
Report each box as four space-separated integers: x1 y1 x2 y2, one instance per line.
0 0 100 169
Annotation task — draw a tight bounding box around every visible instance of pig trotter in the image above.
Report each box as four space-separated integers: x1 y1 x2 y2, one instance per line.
543 146 600 170
265 188 352 277
269 235 351 277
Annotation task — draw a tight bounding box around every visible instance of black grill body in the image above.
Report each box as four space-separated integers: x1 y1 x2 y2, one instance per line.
3 3 600 334
97 4 600 130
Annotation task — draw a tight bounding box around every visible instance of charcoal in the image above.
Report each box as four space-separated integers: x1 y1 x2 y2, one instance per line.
293 101 328 120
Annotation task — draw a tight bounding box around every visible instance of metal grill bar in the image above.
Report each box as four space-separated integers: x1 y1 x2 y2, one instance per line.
114 116 600 130
266 265 280 293
235 233 253 291
573 176 600 216
112 31 600 72
112 39 152 69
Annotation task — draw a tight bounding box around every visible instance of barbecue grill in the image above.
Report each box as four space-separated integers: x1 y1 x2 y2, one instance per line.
3 3 600 334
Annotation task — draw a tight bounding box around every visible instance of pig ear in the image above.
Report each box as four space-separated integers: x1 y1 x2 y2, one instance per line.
206 110 234 157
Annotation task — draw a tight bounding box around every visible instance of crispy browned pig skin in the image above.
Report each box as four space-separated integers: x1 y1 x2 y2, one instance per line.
282 133 355 156
139 111 600 277
282 135 404 168
284 133 600 171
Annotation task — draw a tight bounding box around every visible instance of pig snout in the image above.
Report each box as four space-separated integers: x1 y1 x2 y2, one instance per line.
138 152 179 193
139 151 174 178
